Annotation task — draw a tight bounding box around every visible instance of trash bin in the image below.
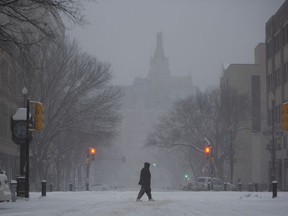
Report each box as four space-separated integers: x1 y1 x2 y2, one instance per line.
41 180 47 196
272 181 277 198
69 183 73 191
16 176 26 197
10 180 17 202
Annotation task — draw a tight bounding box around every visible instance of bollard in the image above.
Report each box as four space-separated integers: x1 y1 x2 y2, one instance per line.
69 183 73 191
49 183 53 192
41 180 47 196
248 183 252 192
207 183 210 191
238 183 242 191
10 180 17 202
224 183 227 191
272 181 277 198
254 183 258 192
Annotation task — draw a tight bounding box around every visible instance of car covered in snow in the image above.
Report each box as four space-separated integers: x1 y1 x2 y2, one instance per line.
0 169 11 202
190 177 236 191
192 177 224 191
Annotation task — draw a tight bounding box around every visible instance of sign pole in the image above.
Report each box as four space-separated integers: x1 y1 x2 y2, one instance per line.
25 99 30 198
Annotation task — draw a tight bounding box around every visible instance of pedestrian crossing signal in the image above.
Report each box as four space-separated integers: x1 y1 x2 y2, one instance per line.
34 103 44 131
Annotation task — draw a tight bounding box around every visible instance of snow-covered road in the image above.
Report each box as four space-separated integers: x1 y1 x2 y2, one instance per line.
0 190 287 216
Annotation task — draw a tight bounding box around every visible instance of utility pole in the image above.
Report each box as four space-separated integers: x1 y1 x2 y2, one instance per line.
271 98 277 198
25 99 30 198
86 149 90 191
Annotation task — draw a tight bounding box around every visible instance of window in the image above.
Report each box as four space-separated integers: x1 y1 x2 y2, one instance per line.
284 62 288 83
284 159 288 187
267 74 272 92
251 76 261 131
284 23 288 45
267 40 273 59
275 33 280 53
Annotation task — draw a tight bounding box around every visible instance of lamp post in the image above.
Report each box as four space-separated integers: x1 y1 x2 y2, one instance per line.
270 94 277 197
25 98 30 198
22 87 27 106
20 88 27 177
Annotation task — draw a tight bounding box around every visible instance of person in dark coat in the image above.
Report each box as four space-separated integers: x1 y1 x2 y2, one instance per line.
136 162 154 201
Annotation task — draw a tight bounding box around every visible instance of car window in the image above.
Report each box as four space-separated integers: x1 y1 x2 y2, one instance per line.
197 178 206 183
213 179 223 185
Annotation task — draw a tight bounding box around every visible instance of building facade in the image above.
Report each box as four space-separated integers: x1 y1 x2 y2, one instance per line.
220 44 268 188
265 0 288 191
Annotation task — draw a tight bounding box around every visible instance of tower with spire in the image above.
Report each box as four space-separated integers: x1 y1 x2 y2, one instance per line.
114 31 198 188
148 31 171 83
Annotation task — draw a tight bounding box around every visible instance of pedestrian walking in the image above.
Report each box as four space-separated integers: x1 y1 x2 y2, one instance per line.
136 162 154 201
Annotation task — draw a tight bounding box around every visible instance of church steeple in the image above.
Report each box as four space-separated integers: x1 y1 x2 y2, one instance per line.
148 31 171 81
153 32 165 60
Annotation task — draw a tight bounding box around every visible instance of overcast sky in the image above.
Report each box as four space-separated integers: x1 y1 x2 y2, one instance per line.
68 0 285 90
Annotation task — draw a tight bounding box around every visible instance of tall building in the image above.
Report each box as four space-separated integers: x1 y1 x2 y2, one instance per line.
115 32 198 188
265 0 288 191
220 43 268 188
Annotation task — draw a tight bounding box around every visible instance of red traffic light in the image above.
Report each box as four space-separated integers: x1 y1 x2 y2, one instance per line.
90 148 96 155
205 146 212 158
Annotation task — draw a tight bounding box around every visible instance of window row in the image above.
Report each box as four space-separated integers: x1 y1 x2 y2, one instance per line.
267 104 281 126
267 23 288 59
267 62 288 92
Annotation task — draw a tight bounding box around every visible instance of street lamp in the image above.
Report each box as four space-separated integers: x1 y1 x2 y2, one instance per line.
270 92 277 197
19 88 27 177
22 87 27 107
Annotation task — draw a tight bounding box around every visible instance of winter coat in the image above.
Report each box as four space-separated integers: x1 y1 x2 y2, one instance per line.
138 162 151 186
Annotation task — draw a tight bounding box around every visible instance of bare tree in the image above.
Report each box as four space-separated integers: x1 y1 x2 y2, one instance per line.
146 90 220 179
0 0 86 52
146 87 250 182
23 38 122 188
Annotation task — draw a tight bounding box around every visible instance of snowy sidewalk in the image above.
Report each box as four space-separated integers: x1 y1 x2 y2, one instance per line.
0 191 287 216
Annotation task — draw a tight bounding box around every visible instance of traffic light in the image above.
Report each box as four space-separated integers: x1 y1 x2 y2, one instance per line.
34 103 44 131
89 148 96 160
205 146 212 158
282 103 288 131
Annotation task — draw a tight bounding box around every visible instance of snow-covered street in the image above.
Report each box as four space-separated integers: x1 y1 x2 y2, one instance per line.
0 190 287 216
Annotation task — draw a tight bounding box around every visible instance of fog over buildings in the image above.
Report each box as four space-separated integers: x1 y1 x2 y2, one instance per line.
68 0 285 90
67 0 287 189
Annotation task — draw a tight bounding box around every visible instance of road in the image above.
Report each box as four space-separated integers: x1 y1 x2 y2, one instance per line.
0 190 287 216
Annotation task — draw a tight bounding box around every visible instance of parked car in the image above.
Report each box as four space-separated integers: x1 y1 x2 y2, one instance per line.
182 182 194 191
192 177 224 191
225 182 236 191
0 169 11 202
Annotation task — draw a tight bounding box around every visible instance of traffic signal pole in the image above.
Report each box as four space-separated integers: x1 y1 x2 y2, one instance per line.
205 146 213 190
25 99 30 198
86 149 90 191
